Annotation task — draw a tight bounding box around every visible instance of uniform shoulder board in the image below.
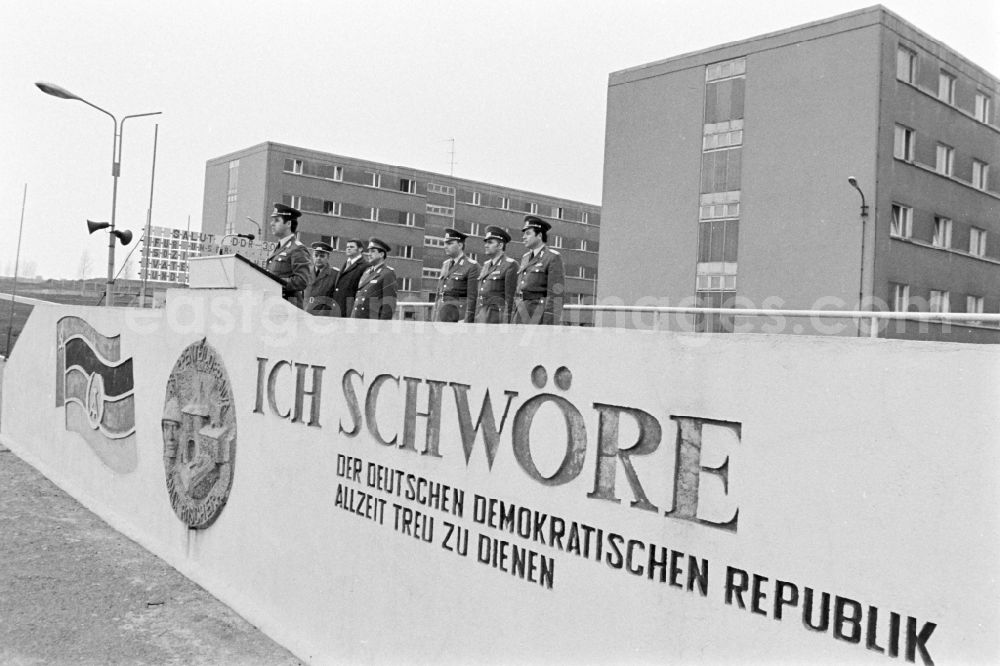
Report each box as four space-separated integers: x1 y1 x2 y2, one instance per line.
504 257 518 265
468 257 479 265
547 248 560 256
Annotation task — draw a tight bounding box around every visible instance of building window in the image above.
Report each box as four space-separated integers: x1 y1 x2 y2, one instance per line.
320 235 339 250
368 172 381 188
467 252 478 262
426 205 454 217
402 212 416 226
932 217 952 248
897 46 916 83
423 236 445 248
288 159 303 174
935 144 954 176
578 239 588 251
551 235 563 248
369 207 379 221
581 211 589 224
974 92 992 123
893 125 914 161
224 193 237 236
471 192 481 206
500 196 510 210
399 178 414 193
972 160 989 190
890 204 912 238
705 58 746 82
332 165 343 181
703 119 744 150
891 283 910 312
929 290 950 313
969 227 987 256
323 201 341 216
699 201 740 220
937 71 956 104
422 267 442 279
399 245 413 259
967 295 984 323
288 195 302 209
576 266 587 278
553 206 564 220
700 147 742 193
401 277 413 291
427 183 456 195
468 222 480 236
525 202 538 215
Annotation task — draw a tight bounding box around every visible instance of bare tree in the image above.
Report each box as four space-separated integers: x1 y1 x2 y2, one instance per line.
19 259 37 279
122 253 135 280
78 251 94 294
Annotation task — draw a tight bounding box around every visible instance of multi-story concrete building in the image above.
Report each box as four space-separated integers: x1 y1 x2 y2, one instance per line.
203 142 601 322
599 5 999 341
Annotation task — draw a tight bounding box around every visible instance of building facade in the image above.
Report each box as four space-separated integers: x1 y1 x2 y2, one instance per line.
599 6 999 341
203 143 601 322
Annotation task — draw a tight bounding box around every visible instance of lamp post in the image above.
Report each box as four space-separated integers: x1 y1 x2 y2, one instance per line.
847 177 870 336
36 82 160 306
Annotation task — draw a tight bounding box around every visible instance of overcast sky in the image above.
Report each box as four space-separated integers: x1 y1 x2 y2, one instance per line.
2 0 997 279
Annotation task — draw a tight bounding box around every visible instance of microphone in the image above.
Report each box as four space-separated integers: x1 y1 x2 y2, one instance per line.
238 233 255 241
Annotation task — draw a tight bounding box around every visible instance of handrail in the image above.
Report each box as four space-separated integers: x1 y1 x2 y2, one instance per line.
561 304 1000 322
562 304 999 338
395 301 1000 337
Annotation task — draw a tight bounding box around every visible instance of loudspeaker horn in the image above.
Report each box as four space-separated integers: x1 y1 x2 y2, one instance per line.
87 219 110 234
112 229 133 246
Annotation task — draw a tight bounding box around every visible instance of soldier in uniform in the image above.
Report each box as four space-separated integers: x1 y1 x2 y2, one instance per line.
303 241 340 316
434 228 479 323
512 215 564 325
265 203 312 308
475 226 518 324
331 239 367 317
351 238 397 320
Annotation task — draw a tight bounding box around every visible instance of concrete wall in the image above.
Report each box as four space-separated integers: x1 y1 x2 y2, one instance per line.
600 67 704 307
740 24 882 312
2 292 998 664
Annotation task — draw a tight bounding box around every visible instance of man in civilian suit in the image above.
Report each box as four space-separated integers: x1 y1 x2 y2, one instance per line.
332 238 366 317
351 238 397 320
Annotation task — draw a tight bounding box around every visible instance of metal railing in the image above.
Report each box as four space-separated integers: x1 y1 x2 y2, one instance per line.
395 301 1000 337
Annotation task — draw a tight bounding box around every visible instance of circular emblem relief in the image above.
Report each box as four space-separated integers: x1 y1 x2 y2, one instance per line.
161 339 236 529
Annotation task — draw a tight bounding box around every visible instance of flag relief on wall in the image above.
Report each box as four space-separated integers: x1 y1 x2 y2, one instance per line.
55 316 137 473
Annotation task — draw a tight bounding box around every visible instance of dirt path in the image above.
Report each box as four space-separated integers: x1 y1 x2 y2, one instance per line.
0 444 304 665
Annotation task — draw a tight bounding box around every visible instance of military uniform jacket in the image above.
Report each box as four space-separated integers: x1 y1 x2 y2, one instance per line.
513 246 564 325
351 262 397 320
266 236 312 308
332 256 367 317
435 255 479 323
303 265 340 316
475 254 518 324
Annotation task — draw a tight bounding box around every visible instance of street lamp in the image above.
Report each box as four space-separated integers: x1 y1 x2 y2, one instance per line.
36 82 161 306
847 176 870 336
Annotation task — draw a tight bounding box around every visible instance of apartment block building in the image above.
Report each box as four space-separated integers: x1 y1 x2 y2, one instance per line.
599 5 999 341
203 142 601 322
